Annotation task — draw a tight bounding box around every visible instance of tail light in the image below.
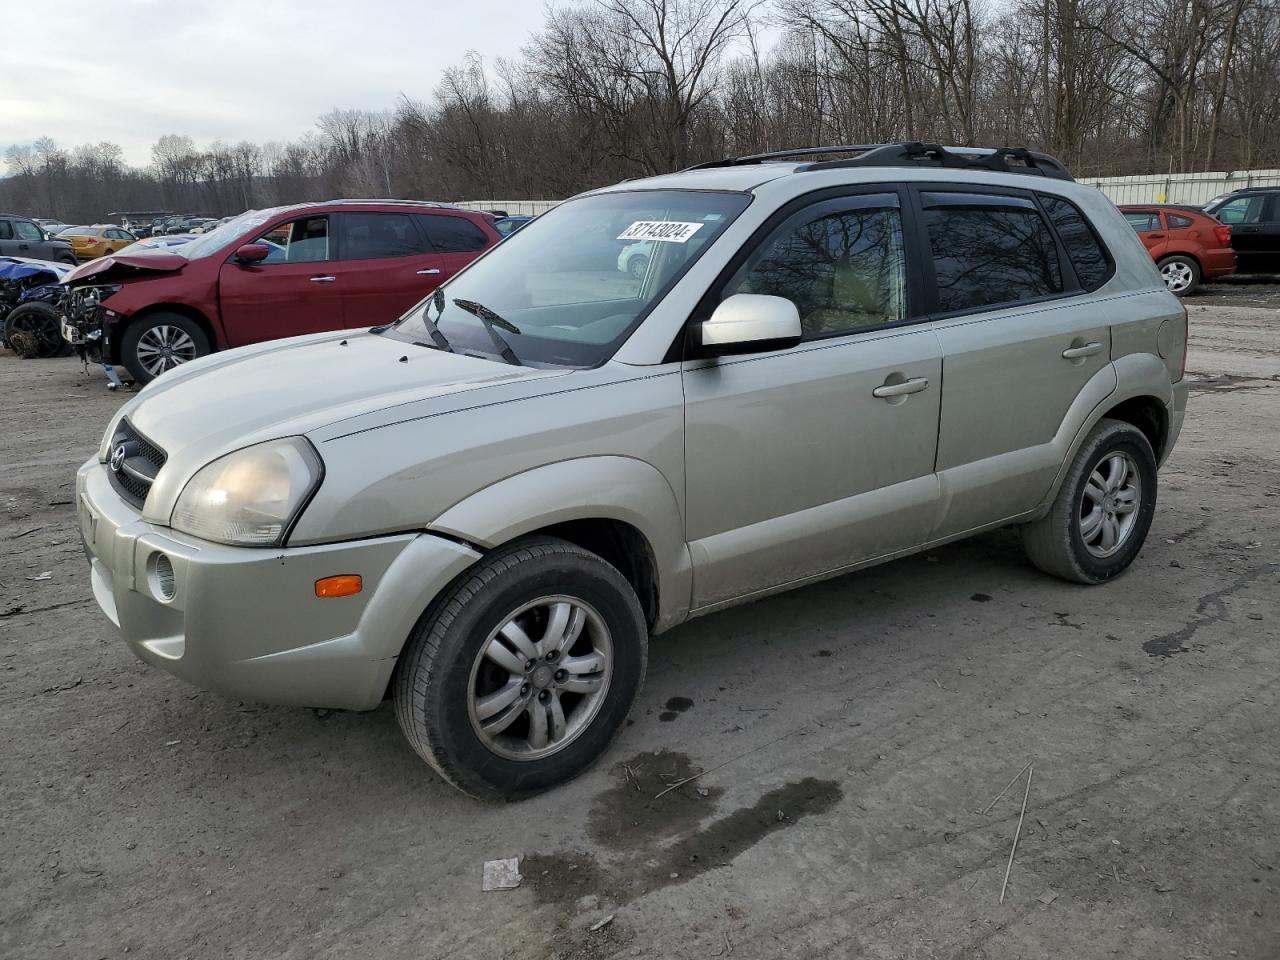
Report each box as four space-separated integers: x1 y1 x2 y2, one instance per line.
1214 224 1231 248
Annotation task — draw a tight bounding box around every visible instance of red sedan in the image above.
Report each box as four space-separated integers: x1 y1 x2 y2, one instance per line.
63 200 500 383
1118 203 1235 296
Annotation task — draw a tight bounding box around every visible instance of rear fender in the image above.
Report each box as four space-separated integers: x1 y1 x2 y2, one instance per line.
1034 353 1174 514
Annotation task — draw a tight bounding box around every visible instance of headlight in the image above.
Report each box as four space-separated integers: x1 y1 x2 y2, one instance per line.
171 438 322 546
78 284 122 305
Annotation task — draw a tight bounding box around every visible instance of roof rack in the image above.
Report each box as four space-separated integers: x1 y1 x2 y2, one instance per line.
684 142 1074 182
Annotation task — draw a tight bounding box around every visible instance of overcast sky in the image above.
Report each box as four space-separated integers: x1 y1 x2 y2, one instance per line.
1 0 551 167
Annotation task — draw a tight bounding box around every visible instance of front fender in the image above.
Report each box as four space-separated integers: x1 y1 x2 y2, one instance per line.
1035 353 1176 514
429 456 691 631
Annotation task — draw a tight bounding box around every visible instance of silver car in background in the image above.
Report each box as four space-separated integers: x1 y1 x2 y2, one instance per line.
77 143 1188 798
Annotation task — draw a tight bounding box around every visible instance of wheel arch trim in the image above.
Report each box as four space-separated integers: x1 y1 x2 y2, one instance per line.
1035 354 1174 514
428 456 691 631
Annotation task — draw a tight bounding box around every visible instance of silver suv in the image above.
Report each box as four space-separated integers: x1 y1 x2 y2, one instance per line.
77 143 1188 798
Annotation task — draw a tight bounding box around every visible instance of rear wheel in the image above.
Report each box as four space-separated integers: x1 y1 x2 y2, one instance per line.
394 536 648 800
4 302 67 358
120 312 209 384
1158 255 1200 296
1022 419 1158 584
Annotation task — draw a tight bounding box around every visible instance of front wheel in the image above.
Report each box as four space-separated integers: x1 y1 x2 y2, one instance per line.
4 301 67 358
120 312 210 384
1158 255 1200 296
394 537 648 800
1021 418 1158 584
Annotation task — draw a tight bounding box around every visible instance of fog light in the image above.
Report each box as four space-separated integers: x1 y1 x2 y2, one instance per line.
148 552 176 601
315 575 362 598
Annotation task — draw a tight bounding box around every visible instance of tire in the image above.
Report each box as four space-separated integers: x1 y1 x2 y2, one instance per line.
627 255 649 280
120 312 210 384
57 254 76 266
1021 418 1158 584
4 301 67 359
1158 254 1200 296
394 536 648 800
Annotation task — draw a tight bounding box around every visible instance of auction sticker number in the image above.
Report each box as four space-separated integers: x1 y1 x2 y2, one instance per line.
617 221 704 243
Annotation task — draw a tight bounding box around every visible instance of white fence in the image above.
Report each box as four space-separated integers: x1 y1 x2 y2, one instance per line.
1080 169 1280 205
452 170 1280 213
452 199 561 216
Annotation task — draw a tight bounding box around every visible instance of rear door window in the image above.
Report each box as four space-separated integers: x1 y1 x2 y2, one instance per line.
340 212 433 259
419 214 489 253
1123 211 1159 232
1039 195 1113 291
0 221 12 240
921 192 1063 313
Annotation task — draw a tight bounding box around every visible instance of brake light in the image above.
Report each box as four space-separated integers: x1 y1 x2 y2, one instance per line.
1215 225 1231 248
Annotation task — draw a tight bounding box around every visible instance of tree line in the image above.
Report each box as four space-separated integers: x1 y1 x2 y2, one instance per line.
4 0 1278 224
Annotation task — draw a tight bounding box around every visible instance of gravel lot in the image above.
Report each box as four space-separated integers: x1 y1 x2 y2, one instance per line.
2 301 1278 960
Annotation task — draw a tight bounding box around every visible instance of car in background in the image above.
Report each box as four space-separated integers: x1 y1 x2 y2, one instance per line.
1118 204 1234 295
60 224 138 261
494 215 535 238
63 199 501 383
116 234 198 256
0 214 77 264
165 216 214 235
35 218 68 235
191 216 234 234
1203 187 1280 275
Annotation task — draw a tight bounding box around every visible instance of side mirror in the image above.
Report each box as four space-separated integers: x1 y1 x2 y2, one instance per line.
696 293 802 357
234 243 269 264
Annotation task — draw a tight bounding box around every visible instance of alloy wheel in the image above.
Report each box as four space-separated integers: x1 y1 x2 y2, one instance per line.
135 324 198 376
1079 452 1142 558
1160 260 1194 293
467 596 613 761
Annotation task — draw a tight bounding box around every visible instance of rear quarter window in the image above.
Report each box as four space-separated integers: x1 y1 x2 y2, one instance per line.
921 192 1063 313
1167 214 1194 229
1039 195 1114 291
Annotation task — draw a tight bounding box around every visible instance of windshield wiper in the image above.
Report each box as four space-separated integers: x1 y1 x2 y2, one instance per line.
452 298 521 366
411 288 455 352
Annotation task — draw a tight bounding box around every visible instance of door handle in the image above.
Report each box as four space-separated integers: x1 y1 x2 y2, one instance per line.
416 268 441 275
1146 233 1166 239
1061 342 1103 359
872 377 930 399
309 275 337 283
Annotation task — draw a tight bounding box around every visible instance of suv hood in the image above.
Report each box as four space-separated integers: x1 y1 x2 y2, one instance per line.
65 250 186 285
108 330 569 523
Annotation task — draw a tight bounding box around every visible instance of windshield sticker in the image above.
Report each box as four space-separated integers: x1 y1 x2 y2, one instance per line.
617 221 704 243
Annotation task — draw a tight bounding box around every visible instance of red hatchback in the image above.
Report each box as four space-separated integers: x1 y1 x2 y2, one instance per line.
63 200 500 383
1118 203 1235 296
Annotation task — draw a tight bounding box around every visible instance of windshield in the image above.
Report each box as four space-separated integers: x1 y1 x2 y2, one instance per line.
174 208 277 260
389 190 749 366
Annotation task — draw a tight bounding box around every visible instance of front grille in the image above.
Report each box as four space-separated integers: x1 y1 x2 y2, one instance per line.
107 420 166 508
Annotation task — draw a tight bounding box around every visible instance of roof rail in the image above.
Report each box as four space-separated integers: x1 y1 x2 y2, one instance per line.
683 142 1073 181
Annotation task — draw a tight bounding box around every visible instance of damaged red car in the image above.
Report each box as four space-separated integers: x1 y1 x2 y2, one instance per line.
63 200 500 383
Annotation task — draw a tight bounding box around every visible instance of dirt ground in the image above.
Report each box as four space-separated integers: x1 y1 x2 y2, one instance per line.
2 299 1278 960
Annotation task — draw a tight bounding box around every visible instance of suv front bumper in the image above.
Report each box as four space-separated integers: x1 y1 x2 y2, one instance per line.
77 459 481 711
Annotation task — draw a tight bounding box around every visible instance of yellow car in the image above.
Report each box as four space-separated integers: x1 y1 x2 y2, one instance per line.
60 224 137 261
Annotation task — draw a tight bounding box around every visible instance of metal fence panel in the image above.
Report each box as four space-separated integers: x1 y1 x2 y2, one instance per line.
1080 169 1280 206
452 199 562 216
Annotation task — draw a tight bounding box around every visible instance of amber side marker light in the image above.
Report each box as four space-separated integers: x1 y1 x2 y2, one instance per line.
315 575 362 598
